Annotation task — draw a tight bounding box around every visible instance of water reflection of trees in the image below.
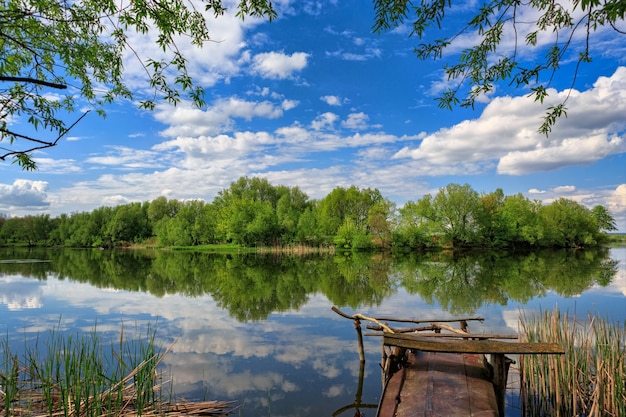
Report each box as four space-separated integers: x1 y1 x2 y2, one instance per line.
0 247 618 318
397 249 619 314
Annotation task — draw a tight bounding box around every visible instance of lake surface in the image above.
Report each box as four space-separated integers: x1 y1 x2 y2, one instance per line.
1 247 624 417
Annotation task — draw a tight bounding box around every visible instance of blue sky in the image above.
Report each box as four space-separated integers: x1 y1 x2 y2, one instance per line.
1 0 625 231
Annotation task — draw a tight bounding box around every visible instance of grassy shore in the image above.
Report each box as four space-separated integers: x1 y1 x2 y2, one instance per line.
519 308 625 416
0 325 233 416
129 241 337 255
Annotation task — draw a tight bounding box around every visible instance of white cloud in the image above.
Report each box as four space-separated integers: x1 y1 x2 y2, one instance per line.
281 99 299 110
498 134 623 175
117 9 256 95
155 97 289 138
341 112 369 130
608 184 626 211
394 66 626 175
321 95 342 106
86 146 164 169
311 112 338 130
32 158 81 174
326 47 382 61
251 51 309 79
0 180 49 210
552 185 576 193
156 131 273 160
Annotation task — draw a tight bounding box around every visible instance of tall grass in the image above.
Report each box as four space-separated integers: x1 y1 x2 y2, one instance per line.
519 308 625 417
0 323 232 416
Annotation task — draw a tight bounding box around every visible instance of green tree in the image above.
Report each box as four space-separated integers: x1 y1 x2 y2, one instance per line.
372 0 626 134
213 177 282 245
334 218 371 250
476 189 507 246
367 199 394 249
538 198 599 247
147 197 180 226
432 183 481 246
1 0 276 169
159 200 215 246
64 211 105 247
500 193 542 246
105 203 150 246
295 207 319 245
591 205 618 232
316 186 385 244
276 186 311 244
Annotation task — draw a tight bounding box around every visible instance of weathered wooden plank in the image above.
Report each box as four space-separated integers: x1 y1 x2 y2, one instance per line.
383 333 564 354
366 332 519 339
377 351 499 417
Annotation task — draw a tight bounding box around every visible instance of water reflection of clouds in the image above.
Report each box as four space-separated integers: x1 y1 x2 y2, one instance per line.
0 274 43 310
323 384 346 398
24 277 367 406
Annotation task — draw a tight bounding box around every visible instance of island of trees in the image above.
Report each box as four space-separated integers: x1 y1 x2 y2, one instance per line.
0 177 618 250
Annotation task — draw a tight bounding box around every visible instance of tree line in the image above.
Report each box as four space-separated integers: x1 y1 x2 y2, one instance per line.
0 177 618 250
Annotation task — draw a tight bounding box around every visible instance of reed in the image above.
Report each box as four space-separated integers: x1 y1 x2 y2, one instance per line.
0 324 233 416
519 308 625 417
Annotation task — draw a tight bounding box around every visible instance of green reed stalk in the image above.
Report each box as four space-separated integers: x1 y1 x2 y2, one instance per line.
1 338 19 413
520 308 625 417
0 322 166 417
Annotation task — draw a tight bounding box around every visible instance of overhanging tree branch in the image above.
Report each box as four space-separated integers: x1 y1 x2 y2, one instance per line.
0 76 67 89
0 110 90 168
1 0 278 170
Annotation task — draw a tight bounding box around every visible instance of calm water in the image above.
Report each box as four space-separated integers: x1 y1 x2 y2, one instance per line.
1 247 624 417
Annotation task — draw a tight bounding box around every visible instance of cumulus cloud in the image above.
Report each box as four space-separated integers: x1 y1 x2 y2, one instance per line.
282 99 299 110
86 146 164 169
342 112 370 130
155 96 291 137
552 185 576 193
117 7 263 93
321 95 342 106
251 51 309 79
607 184 626 214
394 66 626 175
498 135 623 175
154 132 275 171
311 112 338 130
0 180 50 210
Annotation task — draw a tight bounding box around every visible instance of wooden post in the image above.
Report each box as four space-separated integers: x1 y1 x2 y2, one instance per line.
490 353 510 417
354 319 365 362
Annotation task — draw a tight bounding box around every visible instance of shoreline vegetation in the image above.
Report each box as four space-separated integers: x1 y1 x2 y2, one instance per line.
0 325 235 417
519 309 626 417
0 178 619 252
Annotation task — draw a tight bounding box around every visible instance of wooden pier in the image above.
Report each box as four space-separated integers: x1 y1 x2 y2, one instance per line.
378 351 498 417
332 307 564 417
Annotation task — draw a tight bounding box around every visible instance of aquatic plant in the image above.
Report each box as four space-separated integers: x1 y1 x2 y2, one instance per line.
519 308 625 416
0 324 233 416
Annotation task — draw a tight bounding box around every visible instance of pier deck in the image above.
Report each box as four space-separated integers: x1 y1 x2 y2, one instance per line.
377 350 498 417
378 333 564 417
330 307 564 417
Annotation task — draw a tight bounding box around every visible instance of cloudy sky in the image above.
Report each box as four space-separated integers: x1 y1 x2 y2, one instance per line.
1 0 625 231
